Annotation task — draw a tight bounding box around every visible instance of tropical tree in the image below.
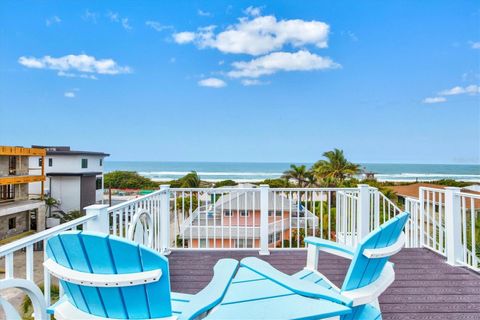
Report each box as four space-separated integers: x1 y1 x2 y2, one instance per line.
312 149 361 182
179 171 201 188
282 164 310 187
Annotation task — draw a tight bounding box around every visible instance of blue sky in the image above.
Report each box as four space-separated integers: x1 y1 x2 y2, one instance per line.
0 1 479 164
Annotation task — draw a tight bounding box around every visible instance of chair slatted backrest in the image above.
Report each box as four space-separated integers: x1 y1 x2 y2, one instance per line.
46 231 172 319
341 212 409 291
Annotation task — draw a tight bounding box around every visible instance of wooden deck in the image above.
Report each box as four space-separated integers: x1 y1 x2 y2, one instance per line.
168 248 480 320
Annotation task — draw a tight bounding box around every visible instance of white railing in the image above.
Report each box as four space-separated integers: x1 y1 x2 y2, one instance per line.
0 213 96 314
3 183 480 319
459 192 479 271
419 187 446 256
404 197 422 248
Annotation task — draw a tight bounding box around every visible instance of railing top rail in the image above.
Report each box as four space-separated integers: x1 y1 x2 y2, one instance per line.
170 187 260 192
419 187 446 193
170 187 361 192
0 215 94 256
107 189 166 212
268 187 359 191
459 192 480 200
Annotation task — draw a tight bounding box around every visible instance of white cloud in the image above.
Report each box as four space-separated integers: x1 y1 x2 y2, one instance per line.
58 71 98 80
145 21 172 32
228 50 340 78
174 15 330 56
64 91 75 98
107 12 132 30
18 54 131 77
423 97 446 104
173 32 197 44
470 41 480 49
46 16 61 27
439 85 480 96
423 84 480 104
244 6 262 17
198 9 211 17
241 79 269 86
121 18 132 30
107 11 119 22
82 10 98 23
198 77 227 88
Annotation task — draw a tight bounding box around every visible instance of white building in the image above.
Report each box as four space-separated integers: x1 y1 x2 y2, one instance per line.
29 146 109 215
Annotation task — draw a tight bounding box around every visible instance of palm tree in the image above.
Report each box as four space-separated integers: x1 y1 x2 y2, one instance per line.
180 171 201 188
312 149 361 182
282 164 310 187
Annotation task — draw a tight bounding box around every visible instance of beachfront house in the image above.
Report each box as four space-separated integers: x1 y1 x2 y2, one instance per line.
178 184 319 248
29 146 109 220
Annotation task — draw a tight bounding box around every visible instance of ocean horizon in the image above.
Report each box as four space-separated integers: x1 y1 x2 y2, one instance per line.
104 161 480 183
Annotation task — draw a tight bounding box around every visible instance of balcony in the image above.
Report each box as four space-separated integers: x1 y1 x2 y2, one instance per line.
0 169 45 185
0 185 479 319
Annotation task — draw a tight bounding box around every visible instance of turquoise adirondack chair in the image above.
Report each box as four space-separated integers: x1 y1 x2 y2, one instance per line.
206 212 409 320
44 231 238 320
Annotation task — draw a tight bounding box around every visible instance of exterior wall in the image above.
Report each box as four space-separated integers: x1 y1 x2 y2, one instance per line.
29 154 106 195
49 176 81 213
0 211 29 240
80 175 96 213
29 154 104 174
29 153 106 209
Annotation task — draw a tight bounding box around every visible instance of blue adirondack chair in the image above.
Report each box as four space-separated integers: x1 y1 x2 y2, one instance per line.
44 231 238 320
205 212 409 320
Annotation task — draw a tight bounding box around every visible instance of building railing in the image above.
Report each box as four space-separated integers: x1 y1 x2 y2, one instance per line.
0 184 478 319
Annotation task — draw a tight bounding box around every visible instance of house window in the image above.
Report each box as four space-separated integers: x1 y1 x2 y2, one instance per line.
81 159 88 168
96 177 102 190
236 239 253 248
0 185 15 201
224 210 233 217
8 217 16 230
38 158 42 167
239 210 248 217
48 158 53 167
268 210 283 217
99 159 103 166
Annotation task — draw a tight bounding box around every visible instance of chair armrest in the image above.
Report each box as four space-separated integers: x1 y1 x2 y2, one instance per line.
43 259 162 287
305 237 354 258
241 257 353 307
178 258 238 320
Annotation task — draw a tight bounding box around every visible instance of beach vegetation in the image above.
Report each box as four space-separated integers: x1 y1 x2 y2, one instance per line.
170 171 201 188
258 178 292 188
105 171 159 189
214 180 237 188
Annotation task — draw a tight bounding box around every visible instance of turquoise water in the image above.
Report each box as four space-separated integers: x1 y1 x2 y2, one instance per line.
105 161 480 182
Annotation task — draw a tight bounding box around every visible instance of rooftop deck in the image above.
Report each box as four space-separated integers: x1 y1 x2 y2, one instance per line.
168 248 480 320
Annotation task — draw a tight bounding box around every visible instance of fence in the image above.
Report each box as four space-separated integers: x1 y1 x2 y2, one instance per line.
0 183 478 319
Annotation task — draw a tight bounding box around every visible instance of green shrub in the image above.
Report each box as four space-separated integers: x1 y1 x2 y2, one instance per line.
104 171 159 189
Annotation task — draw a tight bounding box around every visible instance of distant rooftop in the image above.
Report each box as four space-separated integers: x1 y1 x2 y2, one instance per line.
31 145 109 157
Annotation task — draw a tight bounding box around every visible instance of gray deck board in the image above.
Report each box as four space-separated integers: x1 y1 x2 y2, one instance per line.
168 248 480 319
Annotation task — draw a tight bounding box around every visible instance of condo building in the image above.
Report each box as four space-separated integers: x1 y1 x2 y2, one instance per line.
0 146 46 240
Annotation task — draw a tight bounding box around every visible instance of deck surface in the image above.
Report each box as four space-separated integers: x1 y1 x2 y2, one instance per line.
168 248 480 320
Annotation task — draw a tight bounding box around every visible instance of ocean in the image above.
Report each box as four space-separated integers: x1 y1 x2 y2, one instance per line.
104 162 480 183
